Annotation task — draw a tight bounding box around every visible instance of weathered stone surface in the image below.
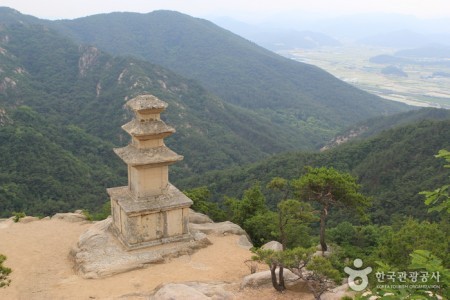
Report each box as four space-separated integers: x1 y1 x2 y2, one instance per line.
148 282 234 300
19 216 40 223
70 217 211 279
238 235 253 249
122 119 175 138
321 283 355 300
127 94 167 111
152 284 209 300
261 241 283 252
240 268 300 289
190 221 247 236
0 218 14 229
113 144 182 166
52 212 87 222
189 209 213 224
193 231 208 241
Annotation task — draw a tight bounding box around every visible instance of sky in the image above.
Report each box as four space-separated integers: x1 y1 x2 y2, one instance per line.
1 0 450 22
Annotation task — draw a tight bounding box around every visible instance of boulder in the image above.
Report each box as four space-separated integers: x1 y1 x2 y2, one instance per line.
261 241 283 252
148 282 234 300
190 221 247 236
52 212 87 222
238 235 253 249
241 268 300 288
314 244 332 257
189 209 213 224
321 283 355 300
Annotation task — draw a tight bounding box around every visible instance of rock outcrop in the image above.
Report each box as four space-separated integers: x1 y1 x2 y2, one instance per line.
148 281 234 300
190 221 252 249
237 235 253 249
70 217 211 279
261 240 283 252
52 211 87 223
321 283 355 300
19 216 40 223
240 268 300 288
190 221 247 236
189 209 214 224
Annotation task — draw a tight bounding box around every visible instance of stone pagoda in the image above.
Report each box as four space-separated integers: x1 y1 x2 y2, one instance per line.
107 94 192 250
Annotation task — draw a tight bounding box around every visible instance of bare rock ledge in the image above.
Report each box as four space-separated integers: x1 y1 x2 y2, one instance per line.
70 217 212 279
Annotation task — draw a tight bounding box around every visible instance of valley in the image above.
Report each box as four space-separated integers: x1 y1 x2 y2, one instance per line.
283 45 450 109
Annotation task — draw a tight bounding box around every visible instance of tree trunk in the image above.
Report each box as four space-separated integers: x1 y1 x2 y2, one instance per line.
279 266 285 289
320 208 327 252
306 280 321 300
279 211 286 250
270 264 285 292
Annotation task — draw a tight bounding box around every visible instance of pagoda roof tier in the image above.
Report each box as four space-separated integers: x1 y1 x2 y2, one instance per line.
127 95 168 113
122 119 175 138
114 145 183 166
107 184 192 216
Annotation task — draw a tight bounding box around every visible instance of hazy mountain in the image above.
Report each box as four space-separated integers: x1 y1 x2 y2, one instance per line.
359 30 436 48
49 10 408 134
253 12 450 40
395 45 450 59
212 17 340 51
381 66 408 77
369 46 450 67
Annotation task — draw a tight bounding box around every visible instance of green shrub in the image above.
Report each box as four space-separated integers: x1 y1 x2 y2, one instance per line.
0 254 11 288
12 212 26 223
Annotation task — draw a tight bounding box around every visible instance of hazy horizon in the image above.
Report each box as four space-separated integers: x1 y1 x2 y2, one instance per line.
1 0 450 23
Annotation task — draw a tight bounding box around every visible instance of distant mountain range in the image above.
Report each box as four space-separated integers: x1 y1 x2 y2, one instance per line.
359 30 450 48
50 10 406 129
0 7 412 217
241 12 450 41
212 13 450 50
212 17 340 51
369 45 450 68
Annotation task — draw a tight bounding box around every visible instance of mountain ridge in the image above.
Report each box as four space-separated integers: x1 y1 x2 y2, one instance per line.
0 8 417 218
0 21 314 216
50 10 408 128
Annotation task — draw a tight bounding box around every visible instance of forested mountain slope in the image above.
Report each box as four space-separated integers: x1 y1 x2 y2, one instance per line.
0 7 426 219
0 107 126 216
322 108 450 149
179 117 450 224
0 20 305 166
52 10 409 140
0 20 318 216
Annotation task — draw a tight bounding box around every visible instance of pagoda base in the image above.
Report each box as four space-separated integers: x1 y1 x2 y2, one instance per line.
107 184 193 250
70 217 212 279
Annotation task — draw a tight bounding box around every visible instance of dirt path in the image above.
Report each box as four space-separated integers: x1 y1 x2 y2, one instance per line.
0 218 315 300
